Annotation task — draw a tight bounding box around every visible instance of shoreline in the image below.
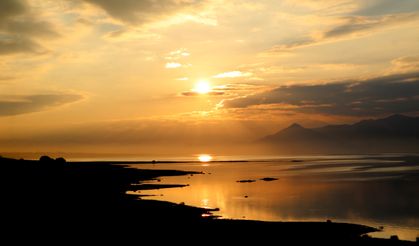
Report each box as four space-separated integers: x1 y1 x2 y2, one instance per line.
0 155 416 244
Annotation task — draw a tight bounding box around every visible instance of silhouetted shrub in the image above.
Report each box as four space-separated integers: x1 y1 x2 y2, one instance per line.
39 155 54 163
390 235 399 241
56 157 66 164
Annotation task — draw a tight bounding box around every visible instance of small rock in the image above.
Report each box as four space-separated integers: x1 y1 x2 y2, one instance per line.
236 179 256 183
260 177 278 182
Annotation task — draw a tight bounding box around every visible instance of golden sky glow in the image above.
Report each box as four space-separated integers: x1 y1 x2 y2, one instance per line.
1 0 419 155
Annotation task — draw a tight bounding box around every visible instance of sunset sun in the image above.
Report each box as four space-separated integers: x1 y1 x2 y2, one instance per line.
194 81 211 94
198 154 212 162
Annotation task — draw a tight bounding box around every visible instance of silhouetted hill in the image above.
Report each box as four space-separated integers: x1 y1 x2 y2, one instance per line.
261 114 419 154
317 114 419 138
262 123 324 142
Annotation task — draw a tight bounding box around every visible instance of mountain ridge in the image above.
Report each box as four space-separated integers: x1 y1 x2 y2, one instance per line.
260 114 419 154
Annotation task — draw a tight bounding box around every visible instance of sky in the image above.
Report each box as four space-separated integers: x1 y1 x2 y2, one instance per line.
1 0 419 156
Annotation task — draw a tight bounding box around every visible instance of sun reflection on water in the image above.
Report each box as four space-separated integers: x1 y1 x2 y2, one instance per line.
198 154 212 163
201 198 209 208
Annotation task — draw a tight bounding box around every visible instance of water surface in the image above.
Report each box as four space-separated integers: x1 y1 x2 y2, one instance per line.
129 155 419 240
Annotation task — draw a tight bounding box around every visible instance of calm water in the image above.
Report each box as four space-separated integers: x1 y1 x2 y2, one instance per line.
128 155 419 241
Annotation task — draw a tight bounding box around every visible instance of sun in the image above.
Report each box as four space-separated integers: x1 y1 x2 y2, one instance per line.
193 80 211 94
198 154 213 162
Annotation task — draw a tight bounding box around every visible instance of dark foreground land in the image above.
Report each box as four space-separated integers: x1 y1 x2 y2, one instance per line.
0 156 416 245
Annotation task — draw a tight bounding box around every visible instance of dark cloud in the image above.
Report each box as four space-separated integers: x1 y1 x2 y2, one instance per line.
223 72 419 116
0 0 26 22
0 37 43 55
270 12 418 52
0 0 58 55
0 93 84 116
355 0 419 16
82 0 206 24
182 91 224 96
2 19 59 38
323 13 418 39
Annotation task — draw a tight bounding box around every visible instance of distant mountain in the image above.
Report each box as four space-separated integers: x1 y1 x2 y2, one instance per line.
260 114 419 154
262 123 323 142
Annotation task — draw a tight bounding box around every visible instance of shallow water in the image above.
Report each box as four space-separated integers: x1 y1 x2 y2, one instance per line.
128 155 419 241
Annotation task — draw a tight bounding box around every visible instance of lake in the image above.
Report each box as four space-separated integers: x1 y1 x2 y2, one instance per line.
128 154 419 241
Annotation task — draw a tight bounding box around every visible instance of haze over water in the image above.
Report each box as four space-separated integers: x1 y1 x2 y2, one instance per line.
129 154 419 241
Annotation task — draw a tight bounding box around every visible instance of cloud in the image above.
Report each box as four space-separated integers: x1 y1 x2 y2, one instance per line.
0 0 59 55
181 83 264 97
0 93 84 117
214 83 267 92
269 37 315 52
0 0 26 21
165 62 182 69
270 12 419 52
355 0 419 16
2 19 58 38
222 72 419 116
283 0 357 13
391 55 419 72
284 0 419 16
181 91 224 96
0 38 43 55
323 13 418 38
81 0 207 24
213 71 252 79
164 49 191 68
165 48 190 60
